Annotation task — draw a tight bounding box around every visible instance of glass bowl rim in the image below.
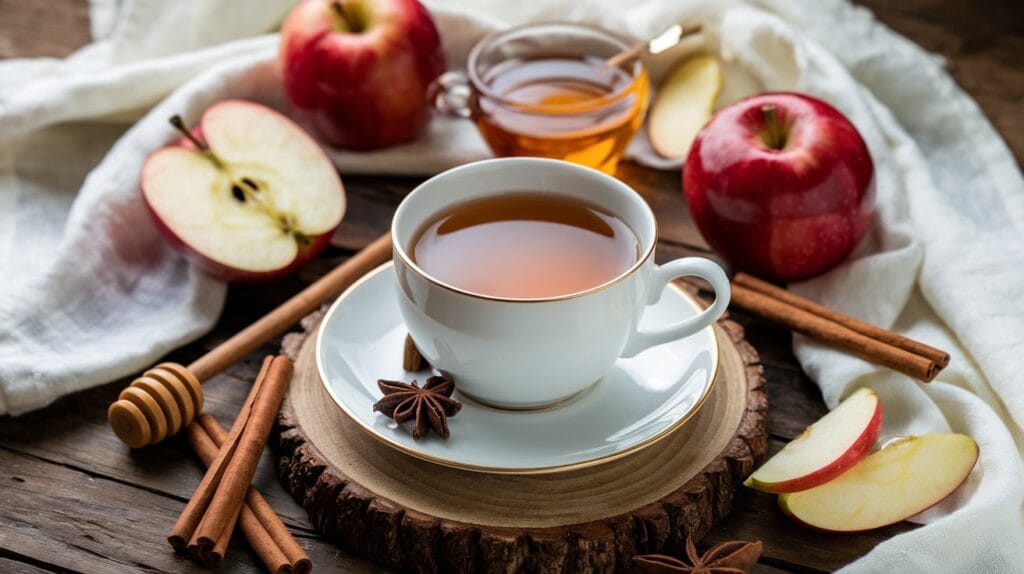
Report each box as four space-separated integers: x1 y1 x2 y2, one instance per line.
466 21 648 115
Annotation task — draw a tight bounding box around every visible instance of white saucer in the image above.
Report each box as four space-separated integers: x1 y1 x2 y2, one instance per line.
316 263 719 475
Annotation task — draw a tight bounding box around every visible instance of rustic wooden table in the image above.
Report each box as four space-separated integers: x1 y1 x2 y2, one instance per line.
0 1 1020 572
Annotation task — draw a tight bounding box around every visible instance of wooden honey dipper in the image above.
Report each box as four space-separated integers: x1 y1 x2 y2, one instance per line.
108 233 393 448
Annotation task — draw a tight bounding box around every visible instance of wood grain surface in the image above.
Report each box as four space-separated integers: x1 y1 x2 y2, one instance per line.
0 1 1018 573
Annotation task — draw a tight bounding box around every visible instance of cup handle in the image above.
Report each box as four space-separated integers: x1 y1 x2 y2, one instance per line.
428 71 473 118
621 258 731 358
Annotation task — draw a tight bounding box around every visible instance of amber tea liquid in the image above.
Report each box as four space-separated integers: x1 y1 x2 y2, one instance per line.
412 192 639 299
472 56 649 174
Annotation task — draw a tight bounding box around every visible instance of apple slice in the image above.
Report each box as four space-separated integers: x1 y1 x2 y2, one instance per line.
745 388 882 493
648 54 722 159
142 100 346 281
779 433 978 532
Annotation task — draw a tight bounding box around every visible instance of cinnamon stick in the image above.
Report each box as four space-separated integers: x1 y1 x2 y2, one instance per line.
201 415 311 573
733 273 950 368
169 355 294 566
190 355 294 564
403 334 424 371
730 283 944 382
169 356 273 552
189 414 311 574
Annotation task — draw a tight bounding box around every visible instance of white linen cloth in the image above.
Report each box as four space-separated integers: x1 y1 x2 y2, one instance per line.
1 0 1021 571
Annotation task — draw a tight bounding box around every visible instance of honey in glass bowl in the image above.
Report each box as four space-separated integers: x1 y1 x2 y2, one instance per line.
433 23 650 174
473 54 648 174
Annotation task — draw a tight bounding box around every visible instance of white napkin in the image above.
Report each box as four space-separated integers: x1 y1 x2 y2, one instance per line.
0 0 1021 571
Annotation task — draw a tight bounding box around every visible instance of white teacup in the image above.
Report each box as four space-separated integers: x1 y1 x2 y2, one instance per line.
392 158 730 410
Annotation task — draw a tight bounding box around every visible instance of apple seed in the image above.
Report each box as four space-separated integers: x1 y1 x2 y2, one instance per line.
241 177 260 192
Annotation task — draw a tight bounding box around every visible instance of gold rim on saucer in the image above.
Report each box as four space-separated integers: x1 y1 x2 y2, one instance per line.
456 379 600 412
315 261 721 475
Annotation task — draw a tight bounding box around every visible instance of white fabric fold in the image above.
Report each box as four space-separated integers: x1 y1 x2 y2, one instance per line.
0 0 1021 570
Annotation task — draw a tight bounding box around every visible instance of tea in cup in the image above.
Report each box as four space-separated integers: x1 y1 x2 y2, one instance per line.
412 191 639 299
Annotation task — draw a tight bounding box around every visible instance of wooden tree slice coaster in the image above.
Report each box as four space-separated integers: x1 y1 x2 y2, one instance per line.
274 287 768 573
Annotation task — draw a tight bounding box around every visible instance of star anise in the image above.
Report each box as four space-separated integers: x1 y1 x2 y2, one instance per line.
373 374 461 439
634 537 763 573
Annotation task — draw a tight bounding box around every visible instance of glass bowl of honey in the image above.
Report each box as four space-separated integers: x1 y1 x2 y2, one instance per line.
432 22 650 174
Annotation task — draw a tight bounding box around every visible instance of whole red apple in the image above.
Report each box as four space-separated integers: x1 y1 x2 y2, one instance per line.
280 0 445 149
683 93 875 282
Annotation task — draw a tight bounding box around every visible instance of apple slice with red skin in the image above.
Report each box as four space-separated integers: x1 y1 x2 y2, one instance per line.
142 100 346 282
779 433 979 532
745 387 882 493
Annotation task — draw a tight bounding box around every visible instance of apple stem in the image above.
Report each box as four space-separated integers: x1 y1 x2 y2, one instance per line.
169 115 206 151
330 1 363 33
168 115 226 169
761 104 785 151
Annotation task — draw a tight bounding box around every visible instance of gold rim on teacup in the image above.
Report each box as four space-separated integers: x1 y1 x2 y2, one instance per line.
390 158 658 304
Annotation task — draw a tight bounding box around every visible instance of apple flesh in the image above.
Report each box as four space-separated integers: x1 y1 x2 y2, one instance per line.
745 388 882 493
779 433 978 532
683 92 875 282
280 0 445 149
142 100 346 281
648 55 722 159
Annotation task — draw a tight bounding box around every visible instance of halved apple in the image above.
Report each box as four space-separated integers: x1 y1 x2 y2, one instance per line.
745 388 882 493
779 433 978 532
648 54 722 159
142 100 346 281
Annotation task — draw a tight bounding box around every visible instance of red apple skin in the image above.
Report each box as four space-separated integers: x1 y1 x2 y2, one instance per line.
280 0 445 150
142 100 343 282
683 93 875 282
749 403 882 493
